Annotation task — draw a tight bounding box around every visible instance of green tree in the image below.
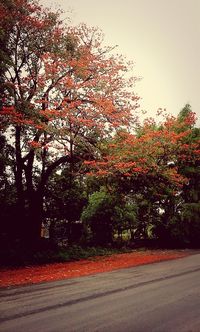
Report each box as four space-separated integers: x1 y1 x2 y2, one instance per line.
150 105 200 246
81 189 115 245
44 167 87 244
177 105 200 246
81 187 138 246
84 106 200 247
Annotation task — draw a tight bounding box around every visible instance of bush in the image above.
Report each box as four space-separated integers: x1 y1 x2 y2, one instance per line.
0 242 125 267
81 190 115 245
81 189 138 246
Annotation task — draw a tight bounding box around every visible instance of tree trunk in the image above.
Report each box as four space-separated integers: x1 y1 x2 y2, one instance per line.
14 126 27 241
21 190 44 249
20 155 71 248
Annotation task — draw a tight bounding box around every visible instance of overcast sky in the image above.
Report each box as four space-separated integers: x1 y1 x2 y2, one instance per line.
42 0 200 122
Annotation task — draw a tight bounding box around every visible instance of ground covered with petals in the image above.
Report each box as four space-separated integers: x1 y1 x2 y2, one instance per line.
0 250 189 287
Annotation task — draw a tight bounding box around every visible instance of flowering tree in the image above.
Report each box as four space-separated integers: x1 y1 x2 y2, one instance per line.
84 111 199 185
84 108 200 242
0 0 139 245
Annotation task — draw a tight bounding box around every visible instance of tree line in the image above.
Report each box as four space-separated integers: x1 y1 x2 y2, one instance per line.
0 0 199 258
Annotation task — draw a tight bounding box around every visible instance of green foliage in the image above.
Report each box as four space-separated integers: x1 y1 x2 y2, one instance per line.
81 188 138 246
179 203 200 246
0 243 126 267
81 189 115 245
112 203 137 235
45 168 87 223
178 103 192 122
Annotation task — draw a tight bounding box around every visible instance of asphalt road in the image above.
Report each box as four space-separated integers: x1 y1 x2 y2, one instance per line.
1 252 200 332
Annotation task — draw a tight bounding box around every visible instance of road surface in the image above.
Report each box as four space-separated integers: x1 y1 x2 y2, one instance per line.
0 252 200 332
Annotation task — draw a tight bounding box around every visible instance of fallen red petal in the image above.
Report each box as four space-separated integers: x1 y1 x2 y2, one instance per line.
0 250 190 287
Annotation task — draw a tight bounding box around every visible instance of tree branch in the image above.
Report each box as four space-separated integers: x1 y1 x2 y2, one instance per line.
38 154 72 193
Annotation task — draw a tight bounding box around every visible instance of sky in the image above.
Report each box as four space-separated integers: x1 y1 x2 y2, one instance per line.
42 0 200 123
